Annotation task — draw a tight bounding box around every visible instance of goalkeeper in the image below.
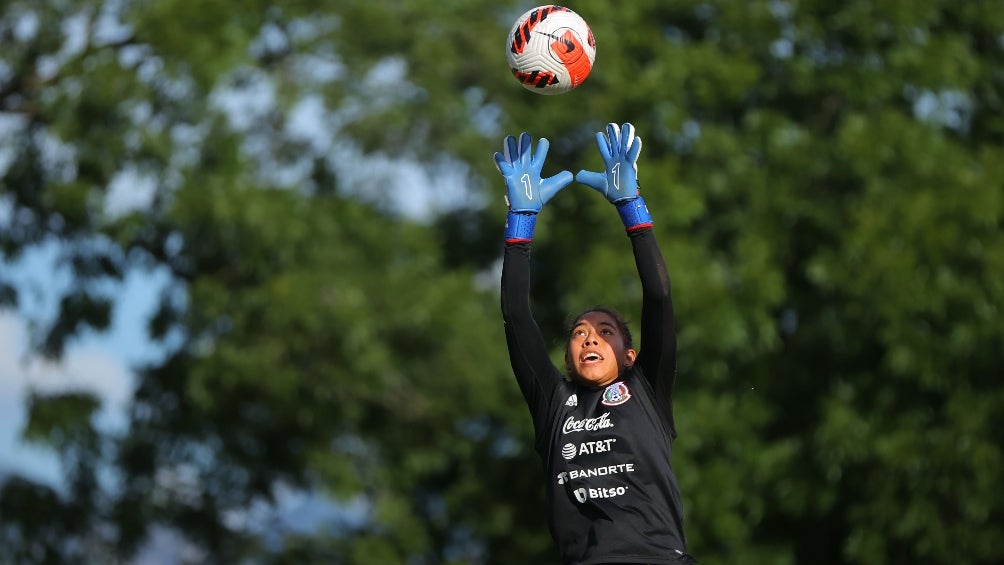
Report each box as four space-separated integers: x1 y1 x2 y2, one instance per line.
496 123 696 564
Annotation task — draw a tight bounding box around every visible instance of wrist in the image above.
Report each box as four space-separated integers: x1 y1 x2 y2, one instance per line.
504 210 537 243
616 196 653 231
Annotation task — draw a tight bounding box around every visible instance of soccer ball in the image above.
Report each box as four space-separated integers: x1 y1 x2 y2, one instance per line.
506 5 596 95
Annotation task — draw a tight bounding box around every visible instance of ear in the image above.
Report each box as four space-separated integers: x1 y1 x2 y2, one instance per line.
624 348 637 367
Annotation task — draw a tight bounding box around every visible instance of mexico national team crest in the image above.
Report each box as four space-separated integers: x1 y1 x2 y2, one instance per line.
601 382 632 406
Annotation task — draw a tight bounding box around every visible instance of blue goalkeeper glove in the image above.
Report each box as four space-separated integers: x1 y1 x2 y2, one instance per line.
575 122 652 231
494 132 573 242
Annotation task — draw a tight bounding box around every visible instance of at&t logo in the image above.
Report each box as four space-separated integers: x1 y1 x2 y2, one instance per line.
561 438 617 460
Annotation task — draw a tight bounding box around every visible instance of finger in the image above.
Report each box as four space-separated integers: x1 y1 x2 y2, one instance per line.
594 131 613 163
606 123 620 155
621 123 636 154
494 154 513 176
575 169 606 191
518 132 533 164
540 170 574 203
627 135 642 163
504 135 518 164
531 137 551 170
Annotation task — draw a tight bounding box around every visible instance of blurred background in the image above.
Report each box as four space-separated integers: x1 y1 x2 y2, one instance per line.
1 0 1002 563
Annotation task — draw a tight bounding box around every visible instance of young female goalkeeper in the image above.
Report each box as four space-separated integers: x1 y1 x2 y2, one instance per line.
496 123 696 564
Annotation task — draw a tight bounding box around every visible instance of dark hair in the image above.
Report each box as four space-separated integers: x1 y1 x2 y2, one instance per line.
565 306 634 350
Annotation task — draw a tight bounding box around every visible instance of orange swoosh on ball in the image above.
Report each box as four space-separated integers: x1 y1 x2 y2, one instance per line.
552 29 591 87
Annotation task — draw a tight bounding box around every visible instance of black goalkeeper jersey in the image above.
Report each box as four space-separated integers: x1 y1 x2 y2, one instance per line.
501 228 692 565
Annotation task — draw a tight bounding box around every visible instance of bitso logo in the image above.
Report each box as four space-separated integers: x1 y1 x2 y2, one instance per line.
601 382 632 406
573 485 629 504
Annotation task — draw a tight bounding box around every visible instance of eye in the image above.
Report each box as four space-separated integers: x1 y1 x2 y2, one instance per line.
573 329 586 337
600 328 614 336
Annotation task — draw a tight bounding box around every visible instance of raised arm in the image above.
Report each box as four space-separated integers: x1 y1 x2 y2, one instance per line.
576 123 678 434
496 133 573 419
630 227 677 434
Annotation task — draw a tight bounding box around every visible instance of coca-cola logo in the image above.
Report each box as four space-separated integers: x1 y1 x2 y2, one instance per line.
562 412 614 434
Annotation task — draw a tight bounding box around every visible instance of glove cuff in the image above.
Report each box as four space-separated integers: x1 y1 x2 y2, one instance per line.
505 211 537 243
616 196 653 231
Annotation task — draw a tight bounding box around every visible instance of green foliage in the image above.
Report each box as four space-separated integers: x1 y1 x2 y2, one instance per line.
2 0 1003 563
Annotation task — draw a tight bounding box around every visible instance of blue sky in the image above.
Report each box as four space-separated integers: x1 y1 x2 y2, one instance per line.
0 242 168 486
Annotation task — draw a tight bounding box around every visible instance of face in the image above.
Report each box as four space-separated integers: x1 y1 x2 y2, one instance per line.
565 311 636 387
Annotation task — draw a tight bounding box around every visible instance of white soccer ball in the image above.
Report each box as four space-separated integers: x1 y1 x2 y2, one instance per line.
505 5 596 95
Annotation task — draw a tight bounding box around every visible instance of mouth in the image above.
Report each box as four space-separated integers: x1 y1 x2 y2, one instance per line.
580 352 603 364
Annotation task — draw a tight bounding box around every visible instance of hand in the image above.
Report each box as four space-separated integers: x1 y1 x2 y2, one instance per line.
494 132 573 214
575 122 642 203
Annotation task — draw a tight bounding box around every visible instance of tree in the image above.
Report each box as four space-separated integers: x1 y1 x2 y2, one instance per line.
2 1 549 562
2 0 1003 563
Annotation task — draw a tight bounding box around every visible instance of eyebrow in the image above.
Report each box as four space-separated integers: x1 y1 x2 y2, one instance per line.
572 321 617 330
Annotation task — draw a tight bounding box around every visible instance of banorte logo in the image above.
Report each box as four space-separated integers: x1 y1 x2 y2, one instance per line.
557 463 635 485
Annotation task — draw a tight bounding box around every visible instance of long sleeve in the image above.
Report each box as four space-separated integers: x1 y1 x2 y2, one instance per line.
629 227 678 437
500 242 562 436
